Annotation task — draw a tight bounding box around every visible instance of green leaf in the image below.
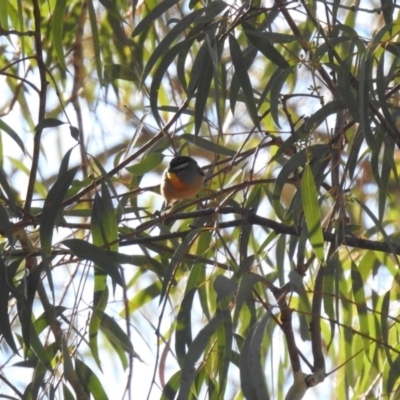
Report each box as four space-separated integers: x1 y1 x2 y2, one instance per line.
176 267 202 366
150 41 188 127
0 0 8 30
179 133 236 156
272 144 329 221
0 257 18 352
376 53 399 148
92 182 119 251
125 281 161 314
126 153 163 175
75 358 109 400
98 0 123 21
240 313 270 400
141 8 204 84
28 342 57 400
91 156 119 202
29 322 54 372
242 22 290 69
87 0 103 84
229 46 254 115
234 274 260 327
0 118 25 154
301 164 325 264
216 301 232 395
354 198 399 258
358 52 377 149
177 313 223 400
94 309 134 356
161 370 181 400
195 43 214 136
34 118 67 132
0 166 18 213
269 66 295 127
40 167 79 256
387 353 400 395
229 34 259 127
131 0 180 37
304 100 346 133
69 126 80 141
62 336 75 383
159 228 204 305
350 261 370 356
381 290 392 365
63 383 75 400
62 239 123 286
103 64 139 81
337 63 360 122
0 204 15 246
90 183 117 368
51 0 67 70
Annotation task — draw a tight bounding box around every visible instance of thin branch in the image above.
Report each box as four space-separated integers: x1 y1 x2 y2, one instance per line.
24 0 48 216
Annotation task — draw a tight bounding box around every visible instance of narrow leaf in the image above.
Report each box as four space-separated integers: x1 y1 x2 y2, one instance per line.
87 0 103 84
150 41 187 127
0 119 25 154
40 167 79 256
194 43 214 136
304 100 346 133
0 204 15 246
62 239 123 286
177 313 223 400
272 144 329 221
301 164 325 263
35 118 66 132
131 0 180 37
161 370 181 400
96 309 134 356
350 261 370 356
0 257 18 352
269 66 295 127
141 8 204 83
159 228 203 305
179 134 236 156
0 166 18 212
126 153 163 175
75 358 109 400
229 34 259 127
240 313 270 400
51 0 67 70
243 22 290 69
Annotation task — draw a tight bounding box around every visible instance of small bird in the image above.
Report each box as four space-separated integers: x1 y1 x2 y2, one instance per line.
161 156 205 208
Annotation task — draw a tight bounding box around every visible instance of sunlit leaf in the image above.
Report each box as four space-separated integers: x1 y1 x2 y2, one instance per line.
75 358 109 400
177 313 223 400
301 163 325 263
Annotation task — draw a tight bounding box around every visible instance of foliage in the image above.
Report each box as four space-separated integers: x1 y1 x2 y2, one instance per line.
1 0 400 399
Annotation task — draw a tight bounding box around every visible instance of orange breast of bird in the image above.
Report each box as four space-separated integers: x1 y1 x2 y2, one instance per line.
167 172 192 190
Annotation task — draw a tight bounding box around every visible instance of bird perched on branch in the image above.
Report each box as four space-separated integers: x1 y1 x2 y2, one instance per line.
161 156 205 208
